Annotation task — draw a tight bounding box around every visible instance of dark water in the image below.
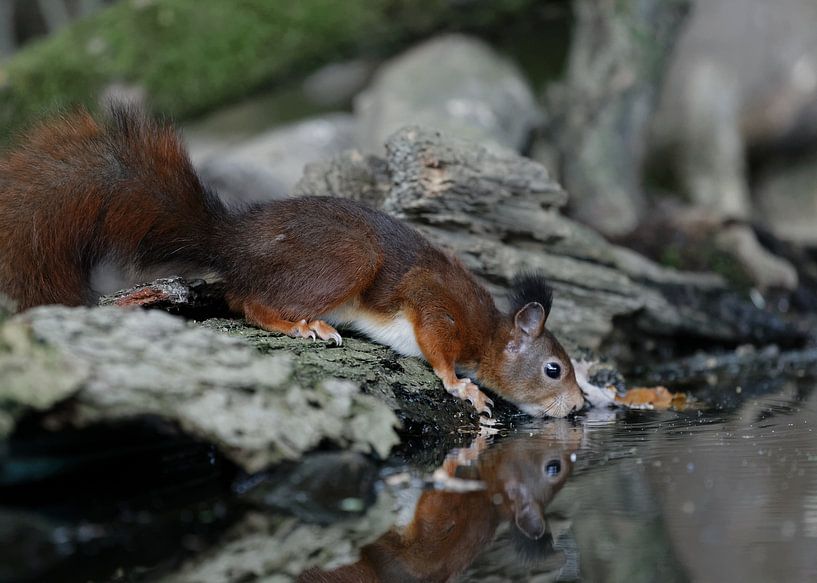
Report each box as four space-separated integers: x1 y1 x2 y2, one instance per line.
300 379 817 583
2 380 816 582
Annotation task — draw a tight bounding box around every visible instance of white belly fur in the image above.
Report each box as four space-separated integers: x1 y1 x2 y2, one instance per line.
323 302 424 358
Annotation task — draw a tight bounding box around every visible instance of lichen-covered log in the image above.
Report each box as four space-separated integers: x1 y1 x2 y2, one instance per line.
0 307 88 436
199 317 495 440
99 277 494 438
0 0 538 142
0 306 400 472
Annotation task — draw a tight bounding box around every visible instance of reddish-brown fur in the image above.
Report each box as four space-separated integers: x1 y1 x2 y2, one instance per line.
299 426 581 582
0 107 584 418
0 107 222 309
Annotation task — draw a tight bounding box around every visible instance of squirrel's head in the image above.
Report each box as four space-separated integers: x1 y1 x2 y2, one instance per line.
488 274 585 418
481 421 582 539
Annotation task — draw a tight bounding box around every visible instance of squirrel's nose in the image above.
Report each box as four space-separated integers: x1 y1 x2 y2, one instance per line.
569 396 585 414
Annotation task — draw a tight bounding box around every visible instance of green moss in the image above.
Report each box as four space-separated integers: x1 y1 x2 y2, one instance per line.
659 246 682 270
707 249 753 290
657 239 753 290
0 0 537 144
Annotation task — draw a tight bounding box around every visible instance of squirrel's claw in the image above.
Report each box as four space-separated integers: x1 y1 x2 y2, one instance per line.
475 401 493 417
479 416 499 428
445 377 494 418
466 393 492 416
310 320 343 346
294 320 317 340
290 319 342 345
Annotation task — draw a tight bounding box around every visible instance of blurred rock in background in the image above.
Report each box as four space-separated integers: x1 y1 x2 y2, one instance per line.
538 0 689 240
194 114 357 204
355 34 541 156
646 0 817 290
187 33 543 202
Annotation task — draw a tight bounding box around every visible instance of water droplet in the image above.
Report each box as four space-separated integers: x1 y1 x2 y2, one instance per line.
781 520 797 539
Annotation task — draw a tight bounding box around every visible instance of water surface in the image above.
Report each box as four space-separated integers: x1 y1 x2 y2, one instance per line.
2 379 815 582
304 380 817 583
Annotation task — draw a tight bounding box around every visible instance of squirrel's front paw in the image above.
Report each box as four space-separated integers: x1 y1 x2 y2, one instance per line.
291 319 343 345
445 377 494 417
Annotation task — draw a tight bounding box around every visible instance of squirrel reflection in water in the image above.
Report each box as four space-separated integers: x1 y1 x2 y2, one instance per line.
300 422 582 583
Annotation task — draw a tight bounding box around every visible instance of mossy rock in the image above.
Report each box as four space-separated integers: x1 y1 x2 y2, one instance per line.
0 0 537 143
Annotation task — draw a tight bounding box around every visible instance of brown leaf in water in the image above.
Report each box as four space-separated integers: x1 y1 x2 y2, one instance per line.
615 386 687 410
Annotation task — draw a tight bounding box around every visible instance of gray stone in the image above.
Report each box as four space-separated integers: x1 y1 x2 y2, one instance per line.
647 0 817 286
754 150 817 246
640 344 817 389
195 113 357 204
302 58 379 107
652 0 817 219
355 34 540 155
383 126 568 220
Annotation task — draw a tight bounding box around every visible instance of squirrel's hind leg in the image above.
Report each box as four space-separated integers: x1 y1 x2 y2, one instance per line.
239 300 343 345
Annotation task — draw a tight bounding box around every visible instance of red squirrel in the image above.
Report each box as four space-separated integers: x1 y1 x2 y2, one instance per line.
0 106 585 418
299 425 581 582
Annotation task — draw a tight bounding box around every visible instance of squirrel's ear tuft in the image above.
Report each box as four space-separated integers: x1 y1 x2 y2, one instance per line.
509 272 553 321
514 302 546 338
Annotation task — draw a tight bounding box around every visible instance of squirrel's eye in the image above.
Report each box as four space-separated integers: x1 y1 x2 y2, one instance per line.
544 362 561 379
545 460 561 477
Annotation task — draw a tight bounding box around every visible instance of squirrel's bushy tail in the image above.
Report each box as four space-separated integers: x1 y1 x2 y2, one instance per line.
0 105 227 309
